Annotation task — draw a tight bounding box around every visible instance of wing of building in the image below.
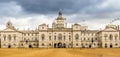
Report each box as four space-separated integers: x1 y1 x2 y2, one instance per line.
0 10 120 48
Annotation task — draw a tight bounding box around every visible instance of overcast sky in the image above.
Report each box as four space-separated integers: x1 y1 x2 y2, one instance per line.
0 0 120 30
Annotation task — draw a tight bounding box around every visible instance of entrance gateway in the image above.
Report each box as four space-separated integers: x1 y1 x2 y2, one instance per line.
54 42 66 48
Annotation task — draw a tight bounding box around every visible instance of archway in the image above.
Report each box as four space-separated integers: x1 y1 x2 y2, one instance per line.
8 45 11 48
89 44 92 48
29 45 32 48
63 43 66 48
110 44 113 48
58 42 62 48
54 43 57 48
105 44 107 48
81 44 85 48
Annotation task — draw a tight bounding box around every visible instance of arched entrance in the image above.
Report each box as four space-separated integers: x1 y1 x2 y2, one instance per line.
63 43 66 48
29 45 32 48
8 45 11 48
58 42 62 48
81 44 85 48
105 44 107 48
89 44 92 48
110 44 113 48
54 43 57 48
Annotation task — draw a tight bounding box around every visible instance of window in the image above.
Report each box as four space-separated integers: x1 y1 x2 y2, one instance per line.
13 34 16 41
88 33 89 36
54 36 56 41
91 33 93 36
115 43 118 46
8 35 11 41
104 34 107 40
49 43 51 46
24 34 26 36
28 33 30 36
3 35 6 41
35 33 37 36
64 36 66 41
35 38 38 41
58 34 62 40
76 27 78 29
115 34 118 40
42 43 45 46
24 38 26 40
41 34 45 40
75 34 79 41
84 38 86 41
14 44 16 46
109 34 113 40
95 38 97 40
76 43 78 46
69 36 71 41
88 38 89 41
42 27 44 29
49 36 51 40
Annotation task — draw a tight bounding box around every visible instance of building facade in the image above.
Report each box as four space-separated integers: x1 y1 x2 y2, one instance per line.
0 10 120 48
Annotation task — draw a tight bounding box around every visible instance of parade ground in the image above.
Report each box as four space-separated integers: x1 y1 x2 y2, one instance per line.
0 48 119 57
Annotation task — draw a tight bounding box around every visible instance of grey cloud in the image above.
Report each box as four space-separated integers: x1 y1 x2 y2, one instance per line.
14 0 105 14
0 0 120 30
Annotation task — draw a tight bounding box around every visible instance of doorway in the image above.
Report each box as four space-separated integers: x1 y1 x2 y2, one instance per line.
110 44 113 48
63 43 66 48
89 44 92 48
29 45 32 48
54 43 57 48
58 42 62 48
105 44 107 48
8 45 11 48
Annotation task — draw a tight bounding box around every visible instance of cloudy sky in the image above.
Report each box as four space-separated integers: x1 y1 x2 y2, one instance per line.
0 0 120 30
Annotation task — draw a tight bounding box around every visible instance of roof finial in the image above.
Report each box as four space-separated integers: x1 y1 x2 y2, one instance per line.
58 9 62 16
6 20 13 28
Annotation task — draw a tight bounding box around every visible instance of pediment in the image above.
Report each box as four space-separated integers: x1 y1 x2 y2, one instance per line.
1 28 17 32
102 28 118 32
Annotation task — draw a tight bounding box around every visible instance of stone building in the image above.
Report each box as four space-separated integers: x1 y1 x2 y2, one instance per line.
0 10 120 48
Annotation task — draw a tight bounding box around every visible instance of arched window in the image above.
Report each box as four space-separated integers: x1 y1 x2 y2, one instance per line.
58 34 62 40
49 36 51 40
64 36 66 41
109 34 113 40
8 35 11 41
75 34 79 40
3 35 6 41
104 34 107 40
69 35 71 41
115 34 118 40
41 34 45 40
13 34 16 41
54 36 56 40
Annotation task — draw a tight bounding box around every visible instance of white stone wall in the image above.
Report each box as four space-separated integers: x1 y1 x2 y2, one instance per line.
1 31 22 48
101 31 120 48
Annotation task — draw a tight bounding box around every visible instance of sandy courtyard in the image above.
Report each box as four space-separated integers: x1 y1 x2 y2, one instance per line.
0 48 120 57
